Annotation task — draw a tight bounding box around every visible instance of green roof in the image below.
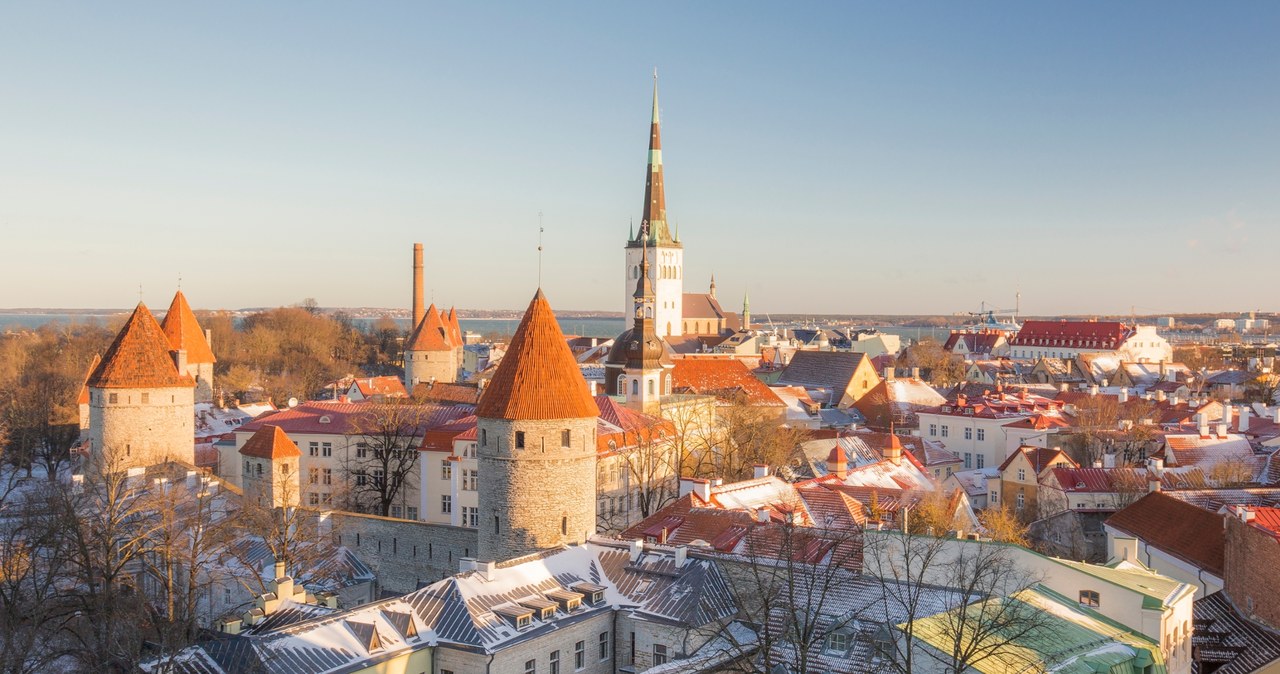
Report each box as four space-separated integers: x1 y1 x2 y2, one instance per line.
904 586 1166 674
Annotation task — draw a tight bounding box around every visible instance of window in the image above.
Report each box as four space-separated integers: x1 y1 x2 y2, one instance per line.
309 467 320 484
964 427 973 440
322 442 332 457
827 631 850 653
441 460 452 480
1017 468 1026 481
599 631 609 660
391 505 402 519
323 468 332 485
481 428 488 447
550 649 560 674
255 463 263 477
929 423 937 436
977 428 985 441
140 392 149 404
631 379 639 396
941 425 949 438
407 506 418 520
652 644 667 666
244 460 250 474
964 452 972 469
462 469 478 491
463 506 478 527
441 495 452 514
976 454 985 469
1016 492 1025 510
516 431 525 449
647 379 655 395
356 472 367 486
309 442 319 457
524 659 536 674
309 493 320 506
575 640 585 670
224 586 231 605
989 491 998 503
1079 590 1100 607
280 462 290 474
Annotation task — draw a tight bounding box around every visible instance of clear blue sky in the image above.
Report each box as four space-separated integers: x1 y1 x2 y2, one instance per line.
2 2 1277 316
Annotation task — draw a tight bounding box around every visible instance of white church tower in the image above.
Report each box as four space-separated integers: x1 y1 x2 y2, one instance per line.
624 74 683 338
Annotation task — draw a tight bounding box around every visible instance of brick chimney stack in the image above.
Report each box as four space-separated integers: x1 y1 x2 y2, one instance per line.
412 243 425 329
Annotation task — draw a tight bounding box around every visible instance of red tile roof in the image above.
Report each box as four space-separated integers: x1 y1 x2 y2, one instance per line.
1009 320 1132 350
1105 491 1225 576
475 290 598 421
160 291 216 364
239 425 302 459
351 376 408 398
412 381 483 405
240 401 472 436
446 307 464 346
406 304 453 351
77 353 101 405
87 303 195 389
1248 507 1280 537
671 359 784 407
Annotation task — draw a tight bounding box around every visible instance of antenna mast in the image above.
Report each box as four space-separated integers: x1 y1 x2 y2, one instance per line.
537 211 545 287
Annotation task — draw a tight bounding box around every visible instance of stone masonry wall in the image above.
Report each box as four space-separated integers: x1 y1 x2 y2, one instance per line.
1224 514 1280 631
404 349 456 389
477 416 598 562
330 511 478 594
88 385 194 471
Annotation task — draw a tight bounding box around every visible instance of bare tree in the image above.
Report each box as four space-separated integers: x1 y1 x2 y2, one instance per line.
234 475 339 596
683 394 809 481
864 529 1053 674
343 403 428 517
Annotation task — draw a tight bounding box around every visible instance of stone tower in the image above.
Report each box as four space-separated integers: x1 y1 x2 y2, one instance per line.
403 304 457 390
605 244 673 414
476 289 599 562
624 74 683 338
160 290 216 403
239 424 301 509
86 302 195 473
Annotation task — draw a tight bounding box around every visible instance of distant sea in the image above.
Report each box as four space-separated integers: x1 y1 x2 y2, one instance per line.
1 313 950 343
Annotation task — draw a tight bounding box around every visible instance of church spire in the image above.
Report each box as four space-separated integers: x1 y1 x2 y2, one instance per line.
639 70 673 245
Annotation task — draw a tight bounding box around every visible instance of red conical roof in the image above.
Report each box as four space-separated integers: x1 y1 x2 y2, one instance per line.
446 307 463 346
406 304 452 351
476 289 597 421
827 443 849 466
239 425 301 459
160 291 216 364
88 303 194 389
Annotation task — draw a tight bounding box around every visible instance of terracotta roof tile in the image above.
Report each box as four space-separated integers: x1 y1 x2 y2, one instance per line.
1010 320 1132 349
406 304 452 351
87 303 194 389
475 290 598 421
77 353 101 405
671 359 784 406
239 425 302 459
351 376 408 398
159 291 216 364
1105 491 1225 576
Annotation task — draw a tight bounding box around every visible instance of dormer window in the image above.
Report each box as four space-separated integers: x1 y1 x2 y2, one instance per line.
571 582 606 606
1079 590 1100 607
826 630 851 654
319 415 331 424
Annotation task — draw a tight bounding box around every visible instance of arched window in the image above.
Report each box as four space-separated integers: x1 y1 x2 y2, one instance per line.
480 428 487 447
631 379 639 396
617 374 626 393
647 379 655 395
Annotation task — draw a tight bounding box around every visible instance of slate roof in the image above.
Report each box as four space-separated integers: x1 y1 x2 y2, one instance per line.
671 359 784 407
160 290 216 364
1104 491 1225 576
1192 591 1280 674
88 302 195 389
475 290 598 421
238 425 302 460
153 542 739 673
776 351 867 398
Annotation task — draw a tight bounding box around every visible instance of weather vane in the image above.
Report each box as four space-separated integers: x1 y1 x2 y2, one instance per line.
537 211 545 287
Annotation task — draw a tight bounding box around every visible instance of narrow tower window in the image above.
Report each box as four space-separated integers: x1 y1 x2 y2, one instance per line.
494 515 500 534
561 429 571 447
515 431 525 449
562 517 568 535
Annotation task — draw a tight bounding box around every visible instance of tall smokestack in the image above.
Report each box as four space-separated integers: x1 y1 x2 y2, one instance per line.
412 243 425 329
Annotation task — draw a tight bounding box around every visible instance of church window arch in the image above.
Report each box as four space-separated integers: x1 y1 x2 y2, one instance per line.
648 379 655 395
617 374 626 393
631 379 639 396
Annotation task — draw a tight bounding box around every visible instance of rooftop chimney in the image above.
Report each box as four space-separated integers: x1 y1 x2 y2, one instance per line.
412 243 425 329
753 464 770 479
674 546 688 568
884 367 895 381
1223 405 1234 427
680 477 712 502
629 539 644 562
1197 413 1209 437
1118 388 1129 404
1238 406 1250 433
910 367 920 379
1217 423 1228 437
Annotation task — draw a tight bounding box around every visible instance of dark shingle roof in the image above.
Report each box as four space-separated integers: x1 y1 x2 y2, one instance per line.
1105 491 1225 576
